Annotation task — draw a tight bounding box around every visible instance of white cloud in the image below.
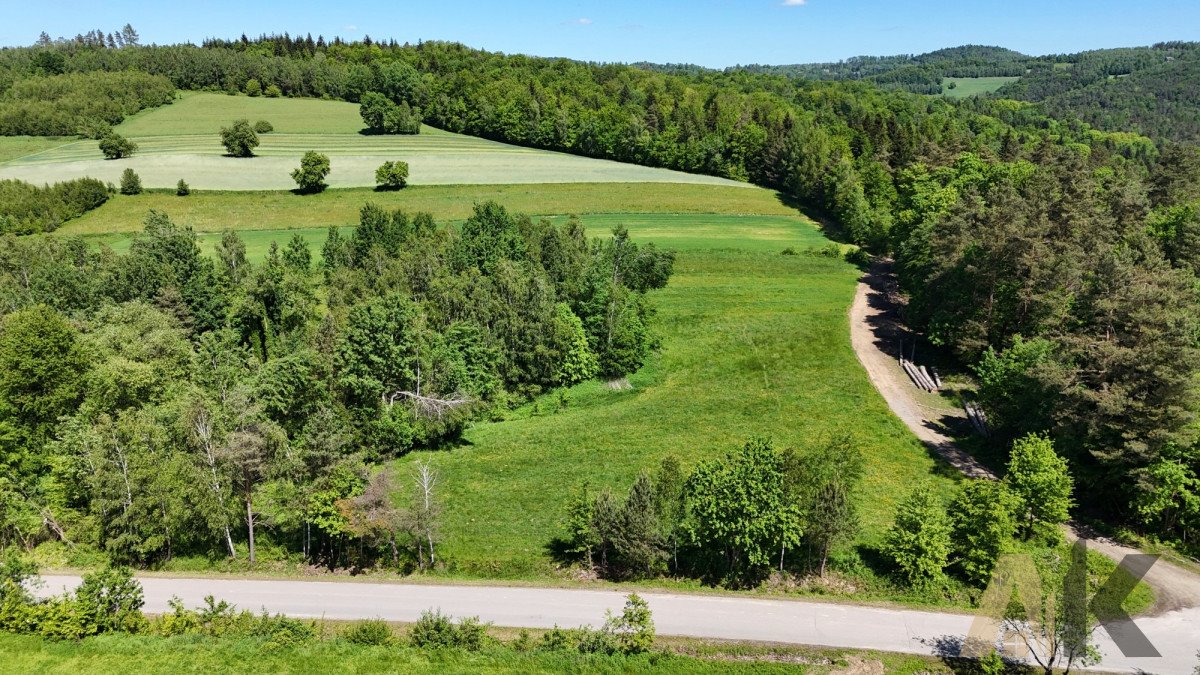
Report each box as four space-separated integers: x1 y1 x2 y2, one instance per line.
562 18 594 25
343 24 359 33
781 0 807 5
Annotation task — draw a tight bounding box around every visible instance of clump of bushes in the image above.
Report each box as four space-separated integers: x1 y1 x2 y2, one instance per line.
538 595 655 655
155 595 316 647
119 168 142 195
264 84 282 98
244 79 262 97
98 132 138 159
408 610 490 651
0 176 108 234
359 92 421 134
253 120 274 134
0 561 146 640
375 160 409 190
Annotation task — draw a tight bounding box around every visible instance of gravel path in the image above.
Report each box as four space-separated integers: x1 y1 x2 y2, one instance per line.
848 260 1200 617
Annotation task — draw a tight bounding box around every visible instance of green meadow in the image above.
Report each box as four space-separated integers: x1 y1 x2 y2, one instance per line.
940 76 1020 98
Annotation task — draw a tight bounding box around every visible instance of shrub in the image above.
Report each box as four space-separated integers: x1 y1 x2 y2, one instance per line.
73 565 146 635
253 120 274 133
264 84 282 98
375 160 409 190
341 618 394 646
176 179 190 196
781 247 797 255
98 132 138 159
244 79 262 97
291 151 331 193
220 119 259 157
844 247 871 268
119 168 142 195
604 593 655 654
408 609 490 650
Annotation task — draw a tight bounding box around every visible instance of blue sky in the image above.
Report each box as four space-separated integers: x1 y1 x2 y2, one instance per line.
7 0 1200 67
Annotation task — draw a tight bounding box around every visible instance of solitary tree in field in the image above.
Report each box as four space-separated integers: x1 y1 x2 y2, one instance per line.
99 132 137 159
1005 433 1074 538
175 179 190 196
375 160 409 190
119 168 142 195
220 119 259 157
291 151 331 193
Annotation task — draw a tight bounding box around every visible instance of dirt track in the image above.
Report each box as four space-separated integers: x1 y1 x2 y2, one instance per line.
848 261 1200 615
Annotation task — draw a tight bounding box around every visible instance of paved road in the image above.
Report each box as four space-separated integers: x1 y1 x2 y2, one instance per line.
36 575 1200 673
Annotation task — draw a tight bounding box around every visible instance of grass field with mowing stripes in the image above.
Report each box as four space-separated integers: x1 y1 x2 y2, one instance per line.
0 93 746 190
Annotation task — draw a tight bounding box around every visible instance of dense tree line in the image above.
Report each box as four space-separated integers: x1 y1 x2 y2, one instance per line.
0 71 174 137
892 144 1200 551
0 203 673 568
0 177 108 234
561 432 1073 594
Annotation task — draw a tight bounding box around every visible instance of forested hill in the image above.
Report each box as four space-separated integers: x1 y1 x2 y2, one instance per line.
997 42 1200 142
638 42 1200 142
636 45 1031 94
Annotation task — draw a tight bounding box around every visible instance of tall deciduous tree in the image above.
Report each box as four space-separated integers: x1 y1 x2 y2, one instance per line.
220 119 260 157
1006 433 1074 538
684 438 802 581
950 480 1019 584
884 485 951 588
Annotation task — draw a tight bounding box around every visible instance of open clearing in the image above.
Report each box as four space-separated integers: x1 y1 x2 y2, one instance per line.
940 76 1020 97
0 93 747 190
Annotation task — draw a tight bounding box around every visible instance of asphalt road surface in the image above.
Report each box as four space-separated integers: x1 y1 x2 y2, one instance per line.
36 575 1200 674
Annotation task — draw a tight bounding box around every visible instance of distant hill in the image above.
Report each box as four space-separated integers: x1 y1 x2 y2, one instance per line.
635 42 1200 142
636 45 1032 95
998 42 1200 142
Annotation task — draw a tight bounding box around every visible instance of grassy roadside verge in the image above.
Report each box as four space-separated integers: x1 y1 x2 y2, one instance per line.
0 630 956 674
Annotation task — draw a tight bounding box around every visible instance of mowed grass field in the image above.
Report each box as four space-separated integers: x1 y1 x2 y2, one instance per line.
0 93 746 190
940 76 1020 98
58 182 796 236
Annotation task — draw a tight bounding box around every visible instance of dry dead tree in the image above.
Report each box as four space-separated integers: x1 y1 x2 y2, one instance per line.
384 390 473 420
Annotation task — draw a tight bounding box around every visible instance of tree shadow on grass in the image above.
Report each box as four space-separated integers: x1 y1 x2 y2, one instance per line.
773 192 853 245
